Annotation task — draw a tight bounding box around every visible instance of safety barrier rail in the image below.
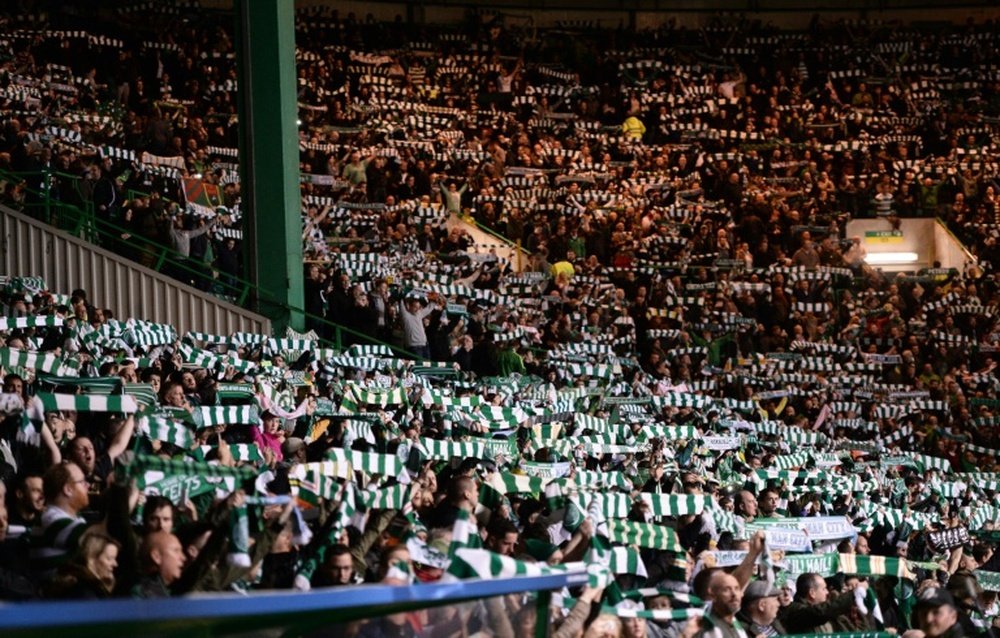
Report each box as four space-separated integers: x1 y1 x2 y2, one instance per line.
0 570 585 638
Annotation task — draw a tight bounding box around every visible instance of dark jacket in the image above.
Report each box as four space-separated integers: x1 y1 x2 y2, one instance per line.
46 564 114 600
131 573 171 599
780 591 856 635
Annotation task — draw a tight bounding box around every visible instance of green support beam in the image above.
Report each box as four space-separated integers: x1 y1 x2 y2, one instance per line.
235 0 303 333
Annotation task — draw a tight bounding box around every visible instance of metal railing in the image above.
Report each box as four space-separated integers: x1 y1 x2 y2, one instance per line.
0 169 416 356
0 570 585 638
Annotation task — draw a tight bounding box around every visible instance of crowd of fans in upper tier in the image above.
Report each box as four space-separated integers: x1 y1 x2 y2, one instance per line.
3 4 1000 638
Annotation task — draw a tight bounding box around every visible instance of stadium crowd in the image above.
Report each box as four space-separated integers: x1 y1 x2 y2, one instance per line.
3 3 1000 638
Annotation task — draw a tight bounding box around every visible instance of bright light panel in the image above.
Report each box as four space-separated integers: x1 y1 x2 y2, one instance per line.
864 252 919 265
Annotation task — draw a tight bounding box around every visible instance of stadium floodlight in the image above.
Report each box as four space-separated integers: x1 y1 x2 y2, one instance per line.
863 252 919 265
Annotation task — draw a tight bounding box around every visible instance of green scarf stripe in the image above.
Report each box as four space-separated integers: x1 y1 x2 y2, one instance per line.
424 392 483 408
770 451 811 470
574 413 634 441
903 452 953 473
478 405 529 426
586 536 648 577
126 454 258 480
265 338 317 354
448 507 483 556
856 502 940 532
836 553 919 579
183 331 230 346
569 470 633 491
606 606 705 621
128 321 177 347
359 484 410 510
345 344 394 357
326 447 403 476
488 472 547 495
635 425 699 441
0 347 74 375
520 460 571 479
605 519 684 552
323 356 386 372
718 550 938 580
289 461 353 505
121 383 159 409
5 276 46 294
138 415 194 449
416 438 488 461
567 493 633 520
38 392 139 413
179 342 222 369
294 469 342 505
0 315 63 331
639 494 711 517
755 420 826 445
198 405 258 426
347 384 408 407
216 383 257 401
189 444 264 464
229 332 268 347
446 548 575 580
223 356 257 374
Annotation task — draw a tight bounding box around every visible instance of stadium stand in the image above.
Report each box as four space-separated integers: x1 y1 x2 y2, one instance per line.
2 4 1000 638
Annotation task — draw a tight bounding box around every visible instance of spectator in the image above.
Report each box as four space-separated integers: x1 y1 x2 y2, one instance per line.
782 573 861 635
738 581 786 636
30 462 91 581
132 530 186 598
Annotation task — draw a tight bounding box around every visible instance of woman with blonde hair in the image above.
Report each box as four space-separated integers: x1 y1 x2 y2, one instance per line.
46 532 120 599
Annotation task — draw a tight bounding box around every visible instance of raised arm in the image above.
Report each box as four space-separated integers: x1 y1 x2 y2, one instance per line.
106 414 137 462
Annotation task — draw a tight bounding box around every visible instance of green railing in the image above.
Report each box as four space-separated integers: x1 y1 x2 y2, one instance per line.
0 169 417 358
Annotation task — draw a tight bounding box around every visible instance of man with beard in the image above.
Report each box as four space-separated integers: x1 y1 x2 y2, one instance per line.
696 572 748 638
29 462 90 581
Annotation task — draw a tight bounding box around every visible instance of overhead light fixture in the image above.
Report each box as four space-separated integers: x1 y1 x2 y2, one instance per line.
864 252 919 265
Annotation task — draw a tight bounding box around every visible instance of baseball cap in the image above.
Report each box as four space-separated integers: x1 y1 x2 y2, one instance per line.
743 580 780 605
916 587 956 610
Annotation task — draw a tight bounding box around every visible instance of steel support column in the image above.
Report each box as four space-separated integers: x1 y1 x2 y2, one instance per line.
236 0 303 333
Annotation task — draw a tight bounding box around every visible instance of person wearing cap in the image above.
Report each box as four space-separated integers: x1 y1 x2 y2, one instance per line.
781 572 863 635
916 587 965 638
737 581 785 636
946 571 992 638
